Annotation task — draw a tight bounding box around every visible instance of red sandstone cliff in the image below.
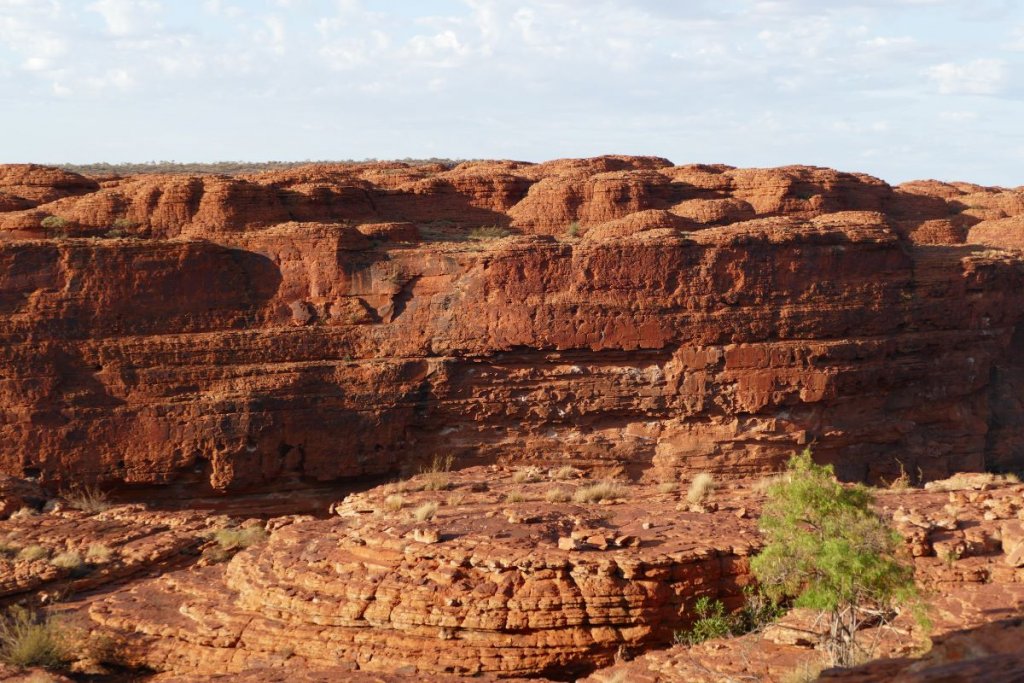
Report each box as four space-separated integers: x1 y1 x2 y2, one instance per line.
2 158 1024 499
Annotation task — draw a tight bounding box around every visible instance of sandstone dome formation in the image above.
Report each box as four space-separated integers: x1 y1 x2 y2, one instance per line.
1 157 1024 680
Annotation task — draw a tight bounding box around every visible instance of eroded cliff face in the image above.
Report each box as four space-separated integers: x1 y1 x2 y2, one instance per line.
2 157 1024 498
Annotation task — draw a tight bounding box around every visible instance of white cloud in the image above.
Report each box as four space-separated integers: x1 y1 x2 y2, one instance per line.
926 58 1007 94
87 0 163 36
85 67 135 91
202 0 244 18
0 0 1020 185
404 30 471 67
255 15 287 55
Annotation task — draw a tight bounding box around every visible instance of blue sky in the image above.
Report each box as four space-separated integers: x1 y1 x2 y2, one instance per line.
1 0 1023 185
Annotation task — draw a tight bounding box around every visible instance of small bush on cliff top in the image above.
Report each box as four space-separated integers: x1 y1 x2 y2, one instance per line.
112 217 139 230
751 448 920 668
0 606 69 668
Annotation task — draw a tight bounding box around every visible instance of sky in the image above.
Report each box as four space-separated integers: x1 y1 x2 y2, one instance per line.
1 0 1024 185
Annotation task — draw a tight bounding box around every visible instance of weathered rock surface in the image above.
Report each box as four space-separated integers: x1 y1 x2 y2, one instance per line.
83 466 758 678
581 472 1024 683
820 617 1024 682
0 495 252 606
2 158 1024 500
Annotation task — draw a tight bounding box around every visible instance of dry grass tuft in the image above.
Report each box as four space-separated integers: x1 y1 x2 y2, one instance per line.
886 460 912 490
0 606 69 668
506 490 527 503
545 488 572 503
413 501 439 522
657 481 678 494
63 484 112 514
468 226 511 240
573 481 628 504
687 473 716 504
384 494 405 512
420 454 455 492
85 543 113 564
16 545 48 562
10 507 38 520
214 526 269 551
512 467 543 484
50 550 85 572
926 471 1021 492
754 473 787 493
551 466 578 481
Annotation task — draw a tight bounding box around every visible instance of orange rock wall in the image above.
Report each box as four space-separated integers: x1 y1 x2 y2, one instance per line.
2 159 1024 497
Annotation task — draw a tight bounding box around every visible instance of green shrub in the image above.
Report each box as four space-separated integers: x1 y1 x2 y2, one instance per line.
0 606 69 668
566 221 580 237
40 216 69 231
751 448 920 667
545 488 571 503
673 587 783 647
675 596 733 645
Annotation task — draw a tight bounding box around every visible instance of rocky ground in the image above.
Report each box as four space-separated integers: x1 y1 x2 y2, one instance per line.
1 469 1022 681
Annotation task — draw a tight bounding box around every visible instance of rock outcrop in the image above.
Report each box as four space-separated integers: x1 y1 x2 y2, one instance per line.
580 472 1024 683
85 466 757 678
1 158 1024 501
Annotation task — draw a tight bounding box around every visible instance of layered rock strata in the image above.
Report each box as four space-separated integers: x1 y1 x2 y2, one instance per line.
581 472 1024 682
2 159 1024 497
86 466 757 678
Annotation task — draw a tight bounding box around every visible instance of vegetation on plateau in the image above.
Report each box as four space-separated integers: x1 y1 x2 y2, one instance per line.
751 449 922 667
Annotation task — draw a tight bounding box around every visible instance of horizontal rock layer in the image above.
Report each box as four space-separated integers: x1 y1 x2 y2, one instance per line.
1 159 1023 496
86 466 758 678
